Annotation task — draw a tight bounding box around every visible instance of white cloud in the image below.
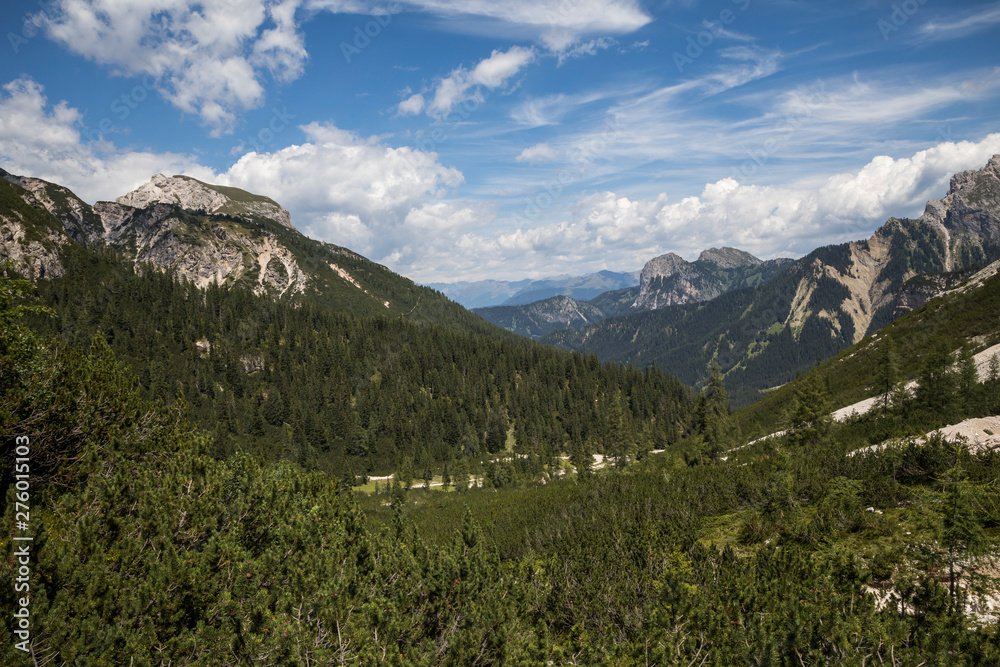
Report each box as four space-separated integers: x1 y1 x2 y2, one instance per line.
0 77 215 201
437 135 1000 280
6 79 1000 284
425 46 536 118
398 93 425 116
32 0 648 136
919 2 1000 40
37 0 308 135
0 78 468 272
556 37 615 64
370 0 650 48
516 143 561 163
219 121 464 258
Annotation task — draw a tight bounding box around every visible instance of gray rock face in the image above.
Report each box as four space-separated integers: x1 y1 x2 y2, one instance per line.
117 174 294 230
94 201 307 295
1 169 104 246
697 247 762 269
0 219 67 280
920 154 1000 267
633 253 698 309
632 247 769 310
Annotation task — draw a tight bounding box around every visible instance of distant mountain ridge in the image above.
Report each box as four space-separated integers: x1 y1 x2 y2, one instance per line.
474 246 793 339
429 269 639 308
544 154 1000 406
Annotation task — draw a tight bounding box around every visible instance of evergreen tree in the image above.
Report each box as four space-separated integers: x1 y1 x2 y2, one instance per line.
453 457 470 492
917 343 957 419
938 443 988 607
397 457 414 491
571 440 593 480
876 337 899 414
786 372 831 449
957 344 978 411
696 360 732 462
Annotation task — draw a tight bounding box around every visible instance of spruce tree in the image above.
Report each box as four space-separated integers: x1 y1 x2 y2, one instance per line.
786 372 831 449
876 337 899 414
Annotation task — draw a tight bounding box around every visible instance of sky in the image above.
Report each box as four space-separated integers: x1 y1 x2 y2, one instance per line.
1 0 999 283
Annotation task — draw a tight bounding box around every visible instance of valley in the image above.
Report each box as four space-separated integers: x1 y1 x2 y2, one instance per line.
2 158 1000 665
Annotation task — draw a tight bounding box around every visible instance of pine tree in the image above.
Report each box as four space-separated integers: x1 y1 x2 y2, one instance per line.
572 440 593 480
453 457 470 492
442 462 451 491
938 443 988 608
876 338 899 414
786 372 831 449
958 344 978 411
917 343 957 419
697 360 732 462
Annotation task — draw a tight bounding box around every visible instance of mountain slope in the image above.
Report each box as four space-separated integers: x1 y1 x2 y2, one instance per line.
472 294 607 338
736 257 1000 436
0 170 496 333
546 155 1000 405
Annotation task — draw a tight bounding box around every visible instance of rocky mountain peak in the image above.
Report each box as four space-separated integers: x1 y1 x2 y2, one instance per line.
697 247 762 269
919 154 1000 266
117 174 294 229
639 252 689 282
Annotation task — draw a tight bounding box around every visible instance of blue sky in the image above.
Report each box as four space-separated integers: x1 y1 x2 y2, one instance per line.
1 0 999 282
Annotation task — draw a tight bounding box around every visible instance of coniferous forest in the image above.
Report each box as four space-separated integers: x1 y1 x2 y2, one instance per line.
3 239 1000 664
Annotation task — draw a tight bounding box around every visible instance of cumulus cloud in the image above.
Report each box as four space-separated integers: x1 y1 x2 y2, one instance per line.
220 121 464 256
0 77 469 271
444 135 1000 280
36 0 308 135
6 78 1000 283
0 77 215 201
30 0 648 135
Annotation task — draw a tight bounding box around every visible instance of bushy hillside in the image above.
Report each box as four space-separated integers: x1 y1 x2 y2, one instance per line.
4 268 999 664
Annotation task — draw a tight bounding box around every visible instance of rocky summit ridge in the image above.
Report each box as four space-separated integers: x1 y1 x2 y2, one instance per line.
0 170 476 324
633 247 787 310
117 174 293 230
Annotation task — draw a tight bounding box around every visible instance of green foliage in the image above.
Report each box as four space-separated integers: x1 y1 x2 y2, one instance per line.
25 246 692 477
5 203 1000 666
785 371 832 449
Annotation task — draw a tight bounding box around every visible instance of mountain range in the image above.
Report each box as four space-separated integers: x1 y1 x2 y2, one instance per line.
544 154 1000 405
0 169 492 333
428 269 640 308
473 247 793 338
4 155 1000 410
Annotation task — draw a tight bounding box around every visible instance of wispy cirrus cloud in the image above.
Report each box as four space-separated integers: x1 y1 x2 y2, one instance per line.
918 2 1000 40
